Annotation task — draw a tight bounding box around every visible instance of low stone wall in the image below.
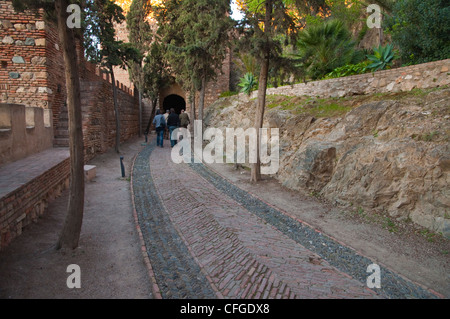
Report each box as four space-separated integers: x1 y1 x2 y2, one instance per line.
0 103 53 165
0 152 70 250
256 59 450 99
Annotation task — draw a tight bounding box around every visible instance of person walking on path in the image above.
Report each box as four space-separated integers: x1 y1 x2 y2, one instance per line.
167 108 180 148
178 109 190 141
163 109 170 140
179 109 190 129
153 109 166 147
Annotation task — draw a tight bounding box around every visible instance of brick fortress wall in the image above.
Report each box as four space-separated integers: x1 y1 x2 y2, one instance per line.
0 0 139 249
0 0 139 161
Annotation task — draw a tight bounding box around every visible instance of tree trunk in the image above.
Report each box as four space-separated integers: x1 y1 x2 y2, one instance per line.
111 70 121 153
55 0 85 250
250 56 269 182
198 75 206 124
138 88 142 137
145 98 157 134
190 90 196 136
250 0 272 183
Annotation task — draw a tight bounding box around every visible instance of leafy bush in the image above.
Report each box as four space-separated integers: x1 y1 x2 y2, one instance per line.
366 44 396 72
385 0 450 64
324 60 371 79
294 19 363 80
219 91 238 98
238 72 258 96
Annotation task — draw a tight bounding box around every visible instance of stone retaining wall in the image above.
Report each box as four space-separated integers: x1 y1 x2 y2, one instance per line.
255 59 450 99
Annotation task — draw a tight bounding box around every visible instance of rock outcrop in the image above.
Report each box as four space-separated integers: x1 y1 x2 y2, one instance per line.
204 88 450 237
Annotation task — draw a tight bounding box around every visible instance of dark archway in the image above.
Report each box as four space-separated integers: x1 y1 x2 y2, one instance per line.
162 94 186 114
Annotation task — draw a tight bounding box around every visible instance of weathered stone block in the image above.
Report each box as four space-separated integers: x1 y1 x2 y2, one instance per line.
35 21 45 30
2 36 14 44
1 20 12 29
24 38 35 46
9 72 20 79
84 165 97 182
21 72 34 81
12 56 25 64
38 87 52 94
31 56 46 65
35 38 46 46
13 23 25 30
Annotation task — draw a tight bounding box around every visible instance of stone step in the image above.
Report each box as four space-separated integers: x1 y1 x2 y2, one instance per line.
54 129 69 138
53 137 69 147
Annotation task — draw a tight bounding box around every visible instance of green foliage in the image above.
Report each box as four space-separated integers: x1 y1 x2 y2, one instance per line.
236 0 300 66
126 0 172 102
233 52 259 80
324 0 362 28
385 0 450 64
294 19 363 80
324 60 371 79
155 0 234 96
84 0 141 70
366 44 396 72
219 91 239 98
238 73 258 96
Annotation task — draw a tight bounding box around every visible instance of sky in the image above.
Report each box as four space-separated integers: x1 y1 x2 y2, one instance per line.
230 0 244 21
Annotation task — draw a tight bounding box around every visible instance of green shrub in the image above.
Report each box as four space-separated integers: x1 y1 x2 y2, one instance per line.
294 19 363 80
385 0 450 64
219 91 238 98
324 60 371 79
366 44 396 72
238 72 258 96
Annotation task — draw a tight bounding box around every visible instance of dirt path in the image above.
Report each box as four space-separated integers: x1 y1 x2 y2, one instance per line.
0 137 153 299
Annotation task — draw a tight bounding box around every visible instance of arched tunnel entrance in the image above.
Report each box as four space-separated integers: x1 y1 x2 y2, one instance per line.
162 94 186 114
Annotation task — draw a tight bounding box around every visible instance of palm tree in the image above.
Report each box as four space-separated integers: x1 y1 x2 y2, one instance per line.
295 19 362 80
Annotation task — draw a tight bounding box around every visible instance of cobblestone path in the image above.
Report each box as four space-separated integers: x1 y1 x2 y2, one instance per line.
131 142 439 299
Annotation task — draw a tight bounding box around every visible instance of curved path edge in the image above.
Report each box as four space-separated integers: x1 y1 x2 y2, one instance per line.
130 144 163 299
189 161 443 299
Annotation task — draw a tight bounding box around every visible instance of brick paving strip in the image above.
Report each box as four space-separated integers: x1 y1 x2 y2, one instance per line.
132 142 440 299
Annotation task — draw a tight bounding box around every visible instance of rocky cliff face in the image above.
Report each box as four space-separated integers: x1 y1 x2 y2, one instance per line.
204 88 450 237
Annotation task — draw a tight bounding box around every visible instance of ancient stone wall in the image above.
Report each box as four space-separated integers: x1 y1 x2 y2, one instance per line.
0 103 53 166
0 0 139 159
257 59 450 99
0 2 49 109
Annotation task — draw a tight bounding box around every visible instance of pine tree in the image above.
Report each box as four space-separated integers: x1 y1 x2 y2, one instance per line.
84 0 141 153
155 0 234 122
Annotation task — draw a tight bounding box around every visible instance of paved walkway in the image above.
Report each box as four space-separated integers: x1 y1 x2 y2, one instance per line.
131 142 440 299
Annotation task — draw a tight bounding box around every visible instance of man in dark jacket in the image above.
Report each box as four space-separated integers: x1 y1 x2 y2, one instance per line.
167 108 180 147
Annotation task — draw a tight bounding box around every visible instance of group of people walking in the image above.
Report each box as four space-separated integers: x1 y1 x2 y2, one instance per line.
153 108 190 148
